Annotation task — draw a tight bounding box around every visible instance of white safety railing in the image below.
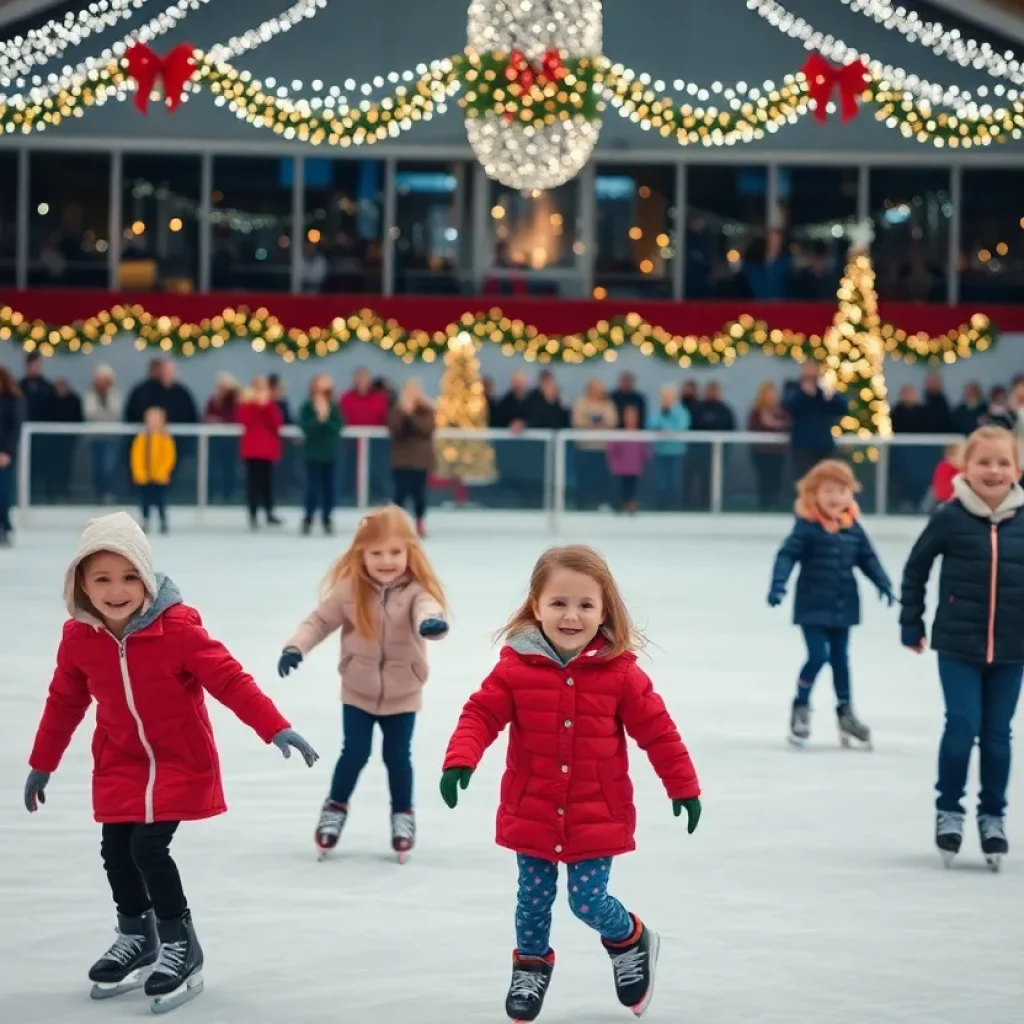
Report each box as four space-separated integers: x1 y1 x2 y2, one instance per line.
16 422 965 526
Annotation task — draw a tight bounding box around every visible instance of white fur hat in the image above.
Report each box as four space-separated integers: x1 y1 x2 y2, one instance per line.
64 512 157 618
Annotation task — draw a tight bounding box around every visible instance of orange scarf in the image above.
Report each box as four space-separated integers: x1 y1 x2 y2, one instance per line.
795 497 860 533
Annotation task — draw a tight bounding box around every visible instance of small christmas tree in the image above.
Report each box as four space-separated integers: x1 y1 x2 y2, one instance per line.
434 332 498 484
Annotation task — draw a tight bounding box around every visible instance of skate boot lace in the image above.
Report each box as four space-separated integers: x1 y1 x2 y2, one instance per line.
979 815 1006 841
318 805 346 838
610 946 646 987
104 931 145 967
937 810 965 836
153 940 186 977
392 812 415 841
509 968 547 1001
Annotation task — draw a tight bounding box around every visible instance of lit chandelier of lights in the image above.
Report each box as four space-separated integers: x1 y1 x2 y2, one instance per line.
0 0 148 78
839 0 1024 88
746 0 1021 109
465 0 603 191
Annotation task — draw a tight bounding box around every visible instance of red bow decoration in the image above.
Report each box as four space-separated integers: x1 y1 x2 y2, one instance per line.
125 43 196 115
503 47 568 92
801 54 869 124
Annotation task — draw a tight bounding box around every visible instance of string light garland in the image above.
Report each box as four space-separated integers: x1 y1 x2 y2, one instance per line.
839 0 1024 89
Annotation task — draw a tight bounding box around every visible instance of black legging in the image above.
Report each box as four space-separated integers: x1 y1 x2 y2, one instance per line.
393 468 427 521
245 458 275 518
101 821 186 920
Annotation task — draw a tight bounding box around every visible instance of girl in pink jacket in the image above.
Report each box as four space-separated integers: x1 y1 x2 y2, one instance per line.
278 506 448 861
605 405 652 514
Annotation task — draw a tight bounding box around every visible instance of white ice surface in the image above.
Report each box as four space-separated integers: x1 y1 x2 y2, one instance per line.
2 510 1024 1024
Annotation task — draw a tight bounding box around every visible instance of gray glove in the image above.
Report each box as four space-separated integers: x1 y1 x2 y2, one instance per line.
271 729 319 767
24 769 50 813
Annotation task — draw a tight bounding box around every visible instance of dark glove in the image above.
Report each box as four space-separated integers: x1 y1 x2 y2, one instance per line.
439 767 473 809
271 729 319 767
672 797 702 835
878 587 896 607
419 618 449 639
278 648 303 678
24 769 50 813
901 623 926 652
767 587 784 608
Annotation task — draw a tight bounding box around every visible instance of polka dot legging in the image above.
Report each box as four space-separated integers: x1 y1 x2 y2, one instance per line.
515 854 633 957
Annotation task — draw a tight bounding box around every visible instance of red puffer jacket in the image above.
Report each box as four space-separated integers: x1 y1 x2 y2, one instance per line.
29 595 290 824
443 630 700 863
238 399 284 462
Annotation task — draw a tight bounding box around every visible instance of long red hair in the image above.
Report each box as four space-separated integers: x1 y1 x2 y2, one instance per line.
321 506 446 638
497 544 643 658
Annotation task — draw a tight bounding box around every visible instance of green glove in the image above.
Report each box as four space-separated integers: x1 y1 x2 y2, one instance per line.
439 767 473 809
672 797 702 834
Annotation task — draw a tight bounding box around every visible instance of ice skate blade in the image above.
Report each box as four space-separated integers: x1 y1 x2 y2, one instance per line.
629 930 660 1017
90 968 150 1000
839 731 873 751
787 734 808 749
397 850 410 865
149 970 203 1015
940 850 957 868
986 854 1003 872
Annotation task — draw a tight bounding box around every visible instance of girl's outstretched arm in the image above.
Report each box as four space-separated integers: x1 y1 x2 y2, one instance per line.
411 588 448 640
443 667 514 770
768 521 808 604
619 664 700 801
284 584 349 656
28 625 92 774
899 511 948 643
856 525 894 598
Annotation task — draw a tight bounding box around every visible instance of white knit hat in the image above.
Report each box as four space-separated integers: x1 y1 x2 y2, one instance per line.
64 512 157 619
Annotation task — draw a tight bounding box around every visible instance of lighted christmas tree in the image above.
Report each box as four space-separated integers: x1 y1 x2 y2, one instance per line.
434 331 498 484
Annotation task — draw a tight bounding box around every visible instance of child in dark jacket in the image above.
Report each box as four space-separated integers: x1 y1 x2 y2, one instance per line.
900 425 1024 869
23 513 318 1012
768 459 894 748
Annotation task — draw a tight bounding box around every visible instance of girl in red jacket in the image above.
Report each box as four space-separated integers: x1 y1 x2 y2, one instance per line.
440 544 701 1023
22 512 318 1013
238 375 284 529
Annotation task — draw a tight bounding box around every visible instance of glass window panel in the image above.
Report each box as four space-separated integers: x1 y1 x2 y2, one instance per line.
959 169 1024 303
774 166 858 301
869 168 950 302
28 151 109 288
121 154 201 292
211 156 292 292
593 164 675 299
0 154 16 285
484 179 581 296
685 166 767 298
394 160 472 295
302 157 384 294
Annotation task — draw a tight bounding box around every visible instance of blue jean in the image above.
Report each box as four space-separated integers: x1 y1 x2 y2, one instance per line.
515 855 633 957
139 484 168 528
936 655 1024 817
329 704 416 811
0 463 11 531
654 453 683 503
796 625 851 706
89 439 118 499
304 461 336 522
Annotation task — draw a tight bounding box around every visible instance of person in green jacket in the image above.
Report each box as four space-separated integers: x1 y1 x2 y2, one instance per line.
299 375 343 535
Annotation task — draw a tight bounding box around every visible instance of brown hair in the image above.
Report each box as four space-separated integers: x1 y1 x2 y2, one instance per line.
320 505 445 638
964 425 1019 468
0 365 21 398
751 380 779 412
796 458 860 506
498 544 643 658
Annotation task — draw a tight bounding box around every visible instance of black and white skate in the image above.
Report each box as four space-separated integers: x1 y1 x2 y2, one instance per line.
88 911 159 999
392 810 415 864
936 810 966 867
979 814 1008 871
604 918 660 1017
315 800 348 860
505 949 554 1023
144 910 204 1014
788 703 811 747
837 704 872 750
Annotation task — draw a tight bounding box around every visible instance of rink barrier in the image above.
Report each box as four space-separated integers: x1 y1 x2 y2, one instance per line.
16 423 965 526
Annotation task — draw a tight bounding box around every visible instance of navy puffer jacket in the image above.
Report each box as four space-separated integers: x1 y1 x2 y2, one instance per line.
770 510 893 628
900 479 1024 664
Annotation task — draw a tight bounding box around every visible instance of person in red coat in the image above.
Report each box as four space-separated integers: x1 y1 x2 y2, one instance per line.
237 376 285 529
931 442 965 505
22 512 318 1012
439 544 701 1023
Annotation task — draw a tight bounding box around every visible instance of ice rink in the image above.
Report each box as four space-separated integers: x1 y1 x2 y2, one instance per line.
2 510 1024 1024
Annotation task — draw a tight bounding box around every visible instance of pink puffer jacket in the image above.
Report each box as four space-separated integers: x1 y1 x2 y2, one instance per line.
284 576 445 716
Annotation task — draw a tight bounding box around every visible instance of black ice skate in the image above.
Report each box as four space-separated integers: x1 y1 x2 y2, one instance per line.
505 949 554 1023
392 810 415 864
88 910 159 999
936 810 966 867
979 814 1008 872
837 704 872 750
315 799 348 860
603 917 660 1017
144 910 204 1014
788 703 811 747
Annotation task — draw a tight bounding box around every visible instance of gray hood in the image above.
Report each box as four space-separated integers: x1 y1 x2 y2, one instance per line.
953 475 1024 524
506 626 608 666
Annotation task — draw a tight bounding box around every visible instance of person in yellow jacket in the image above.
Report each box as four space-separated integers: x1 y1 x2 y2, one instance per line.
131 406 176 534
